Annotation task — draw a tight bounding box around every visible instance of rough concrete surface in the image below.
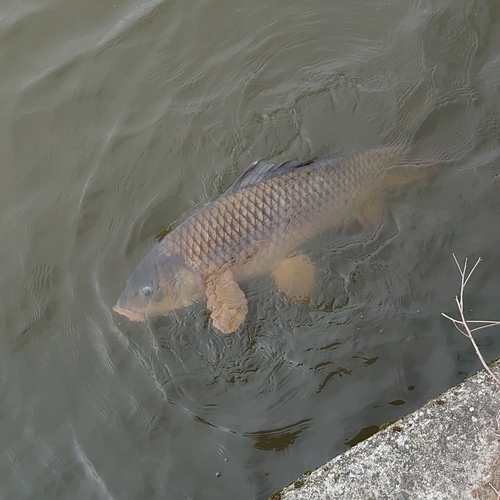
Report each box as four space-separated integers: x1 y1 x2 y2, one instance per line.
277 361 500 500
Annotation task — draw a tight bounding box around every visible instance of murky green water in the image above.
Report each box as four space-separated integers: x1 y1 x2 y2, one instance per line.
1 0 500 498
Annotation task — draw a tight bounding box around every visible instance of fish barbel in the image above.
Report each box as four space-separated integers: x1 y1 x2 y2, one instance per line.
113 142 447 333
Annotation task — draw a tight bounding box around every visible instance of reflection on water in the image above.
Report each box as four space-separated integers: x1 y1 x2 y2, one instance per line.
247 420 311 452
1 0 500 498
345 425 380 448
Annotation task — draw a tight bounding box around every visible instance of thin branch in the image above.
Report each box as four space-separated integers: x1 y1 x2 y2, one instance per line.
441 314 500 334
469 323 500 334
489 482 500 499
464 257 482 288
442 254 500 388
466 320 500 324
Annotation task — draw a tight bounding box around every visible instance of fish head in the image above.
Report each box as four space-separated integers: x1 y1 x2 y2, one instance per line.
113 247 202 322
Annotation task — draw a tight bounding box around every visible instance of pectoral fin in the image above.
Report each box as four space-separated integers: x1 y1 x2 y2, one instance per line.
272 254 315 302
206 270 248 334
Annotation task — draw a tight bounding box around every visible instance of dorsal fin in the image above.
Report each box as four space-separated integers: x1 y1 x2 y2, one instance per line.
229 158 314 192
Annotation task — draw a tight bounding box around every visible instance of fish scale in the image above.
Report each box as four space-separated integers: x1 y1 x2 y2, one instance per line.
161 148 400 282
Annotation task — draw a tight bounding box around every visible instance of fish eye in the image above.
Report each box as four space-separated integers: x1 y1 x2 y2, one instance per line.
142 286 153 299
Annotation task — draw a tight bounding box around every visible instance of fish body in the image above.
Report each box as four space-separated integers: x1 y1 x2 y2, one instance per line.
113 143 435 332
162 145 420 280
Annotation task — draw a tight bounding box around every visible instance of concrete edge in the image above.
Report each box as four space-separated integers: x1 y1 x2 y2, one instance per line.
273 361 500 500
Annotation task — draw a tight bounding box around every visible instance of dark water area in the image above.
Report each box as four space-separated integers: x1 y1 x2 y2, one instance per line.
1 0 500 498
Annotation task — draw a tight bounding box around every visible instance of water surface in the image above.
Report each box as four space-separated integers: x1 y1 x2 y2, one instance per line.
1 0 500 498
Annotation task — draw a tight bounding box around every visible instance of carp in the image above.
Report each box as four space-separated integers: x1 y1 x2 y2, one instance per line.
113 89 470 333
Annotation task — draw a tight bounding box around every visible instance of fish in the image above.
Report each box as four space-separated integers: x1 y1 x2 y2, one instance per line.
113 88 472 333
113 143 452 333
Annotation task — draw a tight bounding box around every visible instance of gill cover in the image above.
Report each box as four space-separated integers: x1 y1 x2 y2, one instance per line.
113 247 202 322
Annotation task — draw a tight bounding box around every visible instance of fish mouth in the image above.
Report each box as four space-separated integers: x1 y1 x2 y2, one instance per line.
113 304 146 322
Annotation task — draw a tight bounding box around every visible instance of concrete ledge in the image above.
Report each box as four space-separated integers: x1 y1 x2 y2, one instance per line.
275 361 500 500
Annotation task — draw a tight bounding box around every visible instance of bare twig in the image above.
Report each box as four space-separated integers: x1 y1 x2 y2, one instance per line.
489 482 500 499
441 253 500 388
